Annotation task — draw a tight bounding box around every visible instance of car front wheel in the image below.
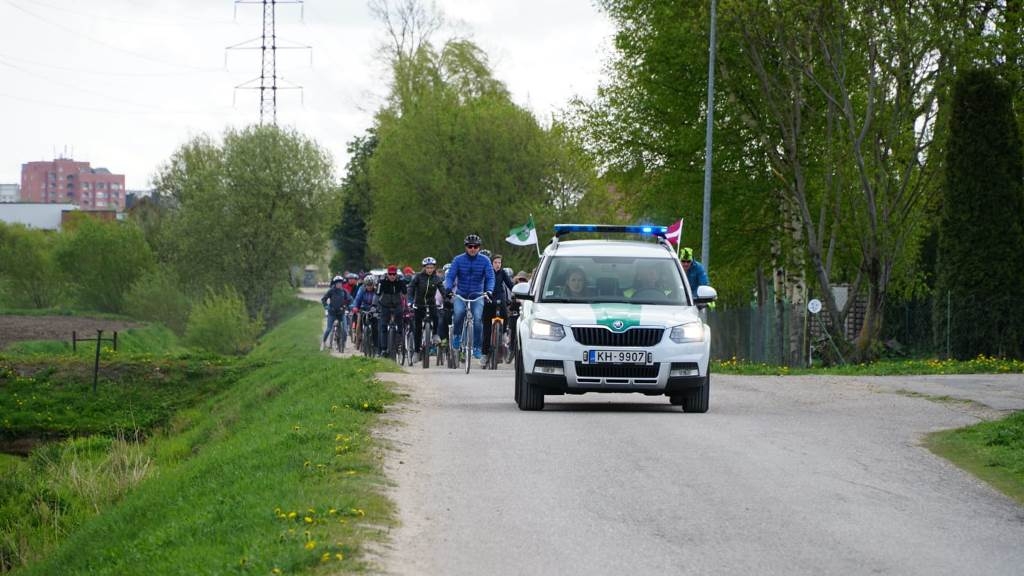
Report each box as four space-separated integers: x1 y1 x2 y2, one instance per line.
516 351 544 411
681 368 710 413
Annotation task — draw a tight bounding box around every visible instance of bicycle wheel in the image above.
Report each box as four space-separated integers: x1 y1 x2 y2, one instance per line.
387 325 397 362
464 312 473 374
405 326 416 367
421 319 432 369
488 320 501 370
339 315 348 353
362 324 373 357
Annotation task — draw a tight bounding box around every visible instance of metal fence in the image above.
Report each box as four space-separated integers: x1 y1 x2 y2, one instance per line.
708 297 944 366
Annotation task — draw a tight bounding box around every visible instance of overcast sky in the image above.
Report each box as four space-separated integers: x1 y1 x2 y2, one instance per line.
0 0 614 191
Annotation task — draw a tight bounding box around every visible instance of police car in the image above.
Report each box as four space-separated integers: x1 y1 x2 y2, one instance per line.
512 224 717 411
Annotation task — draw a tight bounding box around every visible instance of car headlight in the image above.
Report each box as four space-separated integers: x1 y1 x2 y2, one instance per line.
670 322 705 343
530 319 566 341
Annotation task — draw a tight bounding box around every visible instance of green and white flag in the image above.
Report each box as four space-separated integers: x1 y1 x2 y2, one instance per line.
506 216 537 246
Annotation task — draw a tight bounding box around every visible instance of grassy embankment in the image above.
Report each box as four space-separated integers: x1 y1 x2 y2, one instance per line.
1 305 398 575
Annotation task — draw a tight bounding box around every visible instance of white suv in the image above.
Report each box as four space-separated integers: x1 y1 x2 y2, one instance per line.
512 225 717 411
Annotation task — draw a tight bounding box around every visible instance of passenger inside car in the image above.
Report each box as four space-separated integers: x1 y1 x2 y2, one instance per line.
557 266 591 299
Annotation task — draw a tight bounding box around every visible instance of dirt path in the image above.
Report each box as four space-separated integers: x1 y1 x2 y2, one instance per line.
0 315 142 350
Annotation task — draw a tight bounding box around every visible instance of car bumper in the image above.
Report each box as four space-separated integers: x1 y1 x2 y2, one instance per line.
521 333 711 395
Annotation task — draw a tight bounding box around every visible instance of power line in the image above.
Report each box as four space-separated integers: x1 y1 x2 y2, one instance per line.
2 0 222 72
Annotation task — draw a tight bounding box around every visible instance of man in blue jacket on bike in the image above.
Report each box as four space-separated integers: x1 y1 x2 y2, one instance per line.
445 233 495 360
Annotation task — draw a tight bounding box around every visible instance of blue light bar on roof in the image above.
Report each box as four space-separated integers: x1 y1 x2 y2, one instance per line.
553 224 670 238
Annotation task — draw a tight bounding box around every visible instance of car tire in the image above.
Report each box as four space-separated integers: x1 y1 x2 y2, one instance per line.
681 368 710 413
516 351 544 411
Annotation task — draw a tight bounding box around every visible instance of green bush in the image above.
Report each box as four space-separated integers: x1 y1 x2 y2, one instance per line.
0 222 64 309
53 219 156 314
184 288 263 355
265 282 304 328
124 269 191 334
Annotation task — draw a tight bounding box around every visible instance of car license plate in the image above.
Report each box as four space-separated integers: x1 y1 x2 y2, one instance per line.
583 350 653 365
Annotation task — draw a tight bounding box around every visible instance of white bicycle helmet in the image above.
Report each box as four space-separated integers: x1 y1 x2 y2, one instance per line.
422 256 437 266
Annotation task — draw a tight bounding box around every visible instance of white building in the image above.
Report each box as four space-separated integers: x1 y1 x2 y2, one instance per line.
0 203 79 230
0 183 19 203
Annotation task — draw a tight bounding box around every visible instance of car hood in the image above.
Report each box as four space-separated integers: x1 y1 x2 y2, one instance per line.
533 302 702 331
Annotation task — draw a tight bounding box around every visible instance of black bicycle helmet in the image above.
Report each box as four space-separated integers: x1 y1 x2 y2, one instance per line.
464 233 482 246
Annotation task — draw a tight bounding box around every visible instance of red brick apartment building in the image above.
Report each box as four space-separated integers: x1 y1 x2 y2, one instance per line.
21 158 126 211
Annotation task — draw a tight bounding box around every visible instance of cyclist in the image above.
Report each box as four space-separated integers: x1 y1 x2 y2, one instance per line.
481 253 513 366
680 247 709 293
377 265 409 356
320 275 353 351
407 257 445 360
352 275 381 355
342 272 360 296
445 234 495 360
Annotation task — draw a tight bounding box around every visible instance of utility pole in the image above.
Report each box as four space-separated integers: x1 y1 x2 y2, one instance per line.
701 0 717 270
228 0 309 125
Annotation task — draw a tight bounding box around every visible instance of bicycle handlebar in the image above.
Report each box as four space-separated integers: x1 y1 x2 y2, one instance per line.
452 293 488 303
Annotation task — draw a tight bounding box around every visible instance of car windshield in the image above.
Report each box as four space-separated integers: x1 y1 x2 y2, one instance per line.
538 255 688 305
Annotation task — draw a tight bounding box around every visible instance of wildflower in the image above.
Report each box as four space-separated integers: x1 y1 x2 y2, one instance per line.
321 552 332 563
328 508 337 515
335 553 345 561
305 540 317 550
272 568 282 575
304 516 313 524
287 511 297 520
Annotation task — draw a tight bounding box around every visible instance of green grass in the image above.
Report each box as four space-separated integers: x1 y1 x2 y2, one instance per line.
926 411 1024 505
5 305 399 575
0 323 230 441
714 355 1024 376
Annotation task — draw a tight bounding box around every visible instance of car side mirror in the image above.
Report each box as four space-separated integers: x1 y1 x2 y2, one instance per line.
694 285 717 308
512 282 533 301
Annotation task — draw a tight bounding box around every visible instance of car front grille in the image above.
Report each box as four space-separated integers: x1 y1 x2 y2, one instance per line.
571 326 664 347
575 362 660 378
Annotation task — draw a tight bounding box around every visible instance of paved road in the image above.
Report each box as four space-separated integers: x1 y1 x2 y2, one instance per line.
375 361 1024 576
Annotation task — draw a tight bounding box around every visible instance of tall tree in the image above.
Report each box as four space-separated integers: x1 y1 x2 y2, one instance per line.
332 132 377 272
934 68 1024 359
154 125 339 318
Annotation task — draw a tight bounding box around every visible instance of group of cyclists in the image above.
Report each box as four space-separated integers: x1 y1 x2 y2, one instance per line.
319 233 530 369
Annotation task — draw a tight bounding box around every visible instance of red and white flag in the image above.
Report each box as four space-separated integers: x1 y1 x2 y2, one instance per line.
665 218 684 245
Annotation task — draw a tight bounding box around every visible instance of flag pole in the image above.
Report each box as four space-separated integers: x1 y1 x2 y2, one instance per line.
530 214 541 258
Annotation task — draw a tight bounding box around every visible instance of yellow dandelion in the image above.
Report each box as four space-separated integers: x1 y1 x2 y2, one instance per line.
288 511 298 520
305 540 317 550
304 516 313 524
293 425 301 431
362 402 369 409
335 553 345 561
321 552 332 563
272 569 282 575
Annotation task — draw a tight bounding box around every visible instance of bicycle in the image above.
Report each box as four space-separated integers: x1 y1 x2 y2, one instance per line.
486 308 505 370
381 306 404 363
452 293 487 374
360 308 379 358
401 307 416 366
417 305 438 369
